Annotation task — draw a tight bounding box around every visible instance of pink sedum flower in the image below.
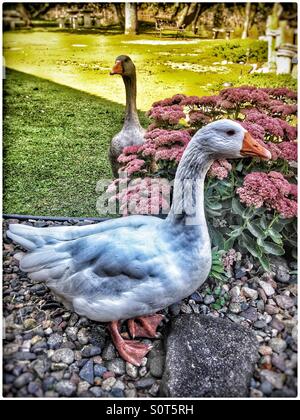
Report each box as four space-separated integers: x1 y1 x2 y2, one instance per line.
148 105 186 125
120 158 146 175
237 171 297 218
152 94 187 108
222 249 240 272
277 142 298 161
208 159 232 180
109 177 171 216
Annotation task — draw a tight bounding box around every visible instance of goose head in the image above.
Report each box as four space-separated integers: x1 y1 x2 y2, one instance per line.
110 55 136 77
193 119 271 160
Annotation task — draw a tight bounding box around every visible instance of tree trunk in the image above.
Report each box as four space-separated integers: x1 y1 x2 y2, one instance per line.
176 3 190 27
114 3 125 30
177 3 201 29
170 3 181 19
125 3 138 35
192 4 201 34
16 3 32 27
31 3 51 19
242 2 252 39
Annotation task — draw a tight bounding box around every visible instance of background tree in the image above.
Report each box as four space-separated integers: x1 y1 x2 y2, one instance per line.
125 2 138 35
242 2 252 39
213 3 225 28
113 3 125 30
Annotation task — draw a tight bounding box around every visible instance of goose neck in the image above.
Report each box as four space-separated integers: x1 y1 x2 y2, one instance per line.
122 74 140 126
167 142 213 227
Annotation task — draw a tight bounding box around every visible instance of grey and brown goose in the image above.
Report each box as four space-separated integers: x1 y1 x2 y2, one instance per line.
109 55 145 177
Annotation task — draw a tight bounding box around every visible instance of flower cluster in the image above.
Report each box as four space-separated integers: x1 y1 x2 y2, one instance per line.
109 177 171 216
242 109 297 141
277 142 297 162
237 171 297 218
121 158 146 175
147 105 186 126
220 86 270 106
147 87 297 148
143 129 191 163
151 94 187 108
261 87 297 100
222 249 241 272
240 121 265 141
188 110 211 126
208 159 232 180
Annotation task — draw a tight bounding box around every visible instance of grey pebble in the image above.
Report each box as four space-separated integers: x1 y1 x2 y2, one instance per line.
52 348 75 365
90 386 104 397
47 334 63 350
79 360 94 385
111 388 124 397
81 345 101 358
55 380 77 397
77 328 89 345
14 373 34 389
94 364 107 377
260 381 273 396
204 295 215 305
105 358 126 376
66 327 78 342
102 343 117 361
135 377 156 389
269 338 287 354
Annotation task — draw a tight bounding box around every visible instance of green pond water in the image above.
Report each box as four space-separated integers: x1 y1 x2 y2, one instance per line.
3 30 251 111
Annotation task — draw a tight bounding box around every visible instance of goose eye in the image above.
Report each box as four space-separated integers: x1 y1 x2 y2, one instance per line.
226 130 235 136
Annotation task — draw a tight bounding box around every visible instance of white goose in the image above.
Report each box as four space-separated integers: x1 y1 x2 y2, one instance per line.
7 120 271 366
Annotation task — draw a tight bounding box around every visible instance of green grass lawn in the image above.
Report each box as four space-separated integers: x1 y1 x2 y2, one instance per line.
4 30 244 111
5 30 296 111
3 69 148 217
3 30 296 218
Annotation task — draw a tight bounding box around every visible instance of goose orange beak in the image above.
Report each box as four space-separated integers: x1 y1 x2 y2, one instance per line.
241 132 272 160
110 60 123 75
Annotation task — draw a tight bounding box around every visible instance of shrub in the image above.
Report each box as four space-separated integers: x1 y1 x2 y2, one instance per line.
212 40 268 63
237 73 297 91
108 86 297 271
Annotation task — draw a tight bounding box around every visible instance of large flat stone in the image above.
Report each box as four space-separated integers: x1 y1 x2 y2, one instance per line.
160 314 259 397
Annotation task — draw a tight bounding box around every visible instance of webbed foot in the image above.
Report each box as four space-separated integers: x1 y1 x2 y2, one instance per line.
128 314 164 339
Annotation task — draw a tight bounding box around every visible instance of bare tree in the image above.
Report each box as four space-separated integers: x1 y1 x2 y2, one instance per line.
176 3 202 32
192 4 202 34
176 3 190 27
114 3 125 30
125 3 138 35
170 2 181 20
242 2 252 39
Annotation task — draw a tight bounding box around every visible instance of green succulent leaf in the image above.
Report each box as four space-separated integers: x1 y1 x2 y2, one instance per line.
232 197 245 217
260 215 268 230
241 233 262 258
246 220 267 240
235 161 244 172
267 228 283 245
209 226 225 249
206 200 222 210
259 240 285 256
258 255 271 272
228 226 244 238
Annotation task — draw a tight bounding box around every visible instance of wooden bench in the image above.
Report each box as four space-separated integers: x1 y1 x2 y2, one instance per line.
212 28 234 40
155 17 186 38
3 10 26 30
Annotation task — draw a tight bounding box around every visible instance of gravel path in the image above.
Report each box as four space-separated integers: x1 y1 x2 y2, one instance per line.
3 219 297 398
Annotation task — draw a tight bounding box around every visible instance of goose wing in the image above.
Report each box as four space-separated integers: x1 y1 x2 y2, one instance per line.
7 217 172 321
